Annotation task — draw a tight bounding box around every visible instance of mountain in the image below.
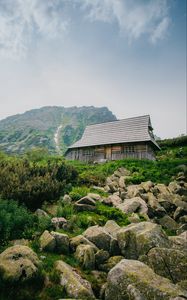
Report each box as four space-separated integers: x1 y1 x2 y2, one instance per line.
0 106 117 154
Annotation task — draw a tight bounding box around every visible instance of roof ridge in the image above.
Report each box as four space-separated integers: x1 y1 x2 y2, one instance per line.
85 115 150 128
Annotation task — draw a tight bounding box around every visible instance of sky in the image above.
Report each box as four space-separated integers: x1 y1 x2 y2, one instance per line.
0 0 186 139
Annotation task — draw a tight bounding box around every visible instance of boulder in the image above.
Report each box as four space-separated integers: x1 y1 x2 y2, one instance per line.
158 198 176 214
117 221 170 259
74 195 97 212
35 209 49 218
83 225 120 255
105 259 187 300
141 247 187 283
172 196 187 211
75 244 95 270
70 235 98 252
126 185 144 198
155 184 171 196
103 194 122 207
55 260 96 299
103 220 120 238
0 245 40 282
169 232 187 251
118 176 126 189
174 207 187 220
39 230 56 252
117 197 148 214
141 181 154 192
51 217 67 230
147 192 166 216
51 231 69 254
168 181 182 194
158 215 179 231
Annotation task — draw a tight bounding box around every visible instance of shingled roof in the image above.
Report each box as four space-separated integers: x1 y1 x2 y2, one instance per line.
68 115 160 149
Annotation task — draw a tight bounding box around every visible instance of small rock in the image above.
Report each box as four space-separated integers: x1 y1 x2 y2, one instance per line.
39 230 56 252
158 215 179 231
70 235 98 252
51 231 69 254
51 217 67 229
95 249 110 266
102 194 122 207
35 208 49 218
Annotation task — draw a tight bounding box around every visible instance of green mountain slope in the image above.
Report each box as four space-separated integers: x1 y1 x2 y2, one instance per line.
0 106 116 154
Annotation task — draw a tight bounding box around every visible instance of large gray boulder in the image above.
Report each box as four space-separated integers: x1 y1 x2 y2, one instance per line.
55 260 96 299
117 197 148 214
140 247 187 283
105 259 187 300
0 245 40 282
83 225 120 255
117 221 170 259
75 244 95 270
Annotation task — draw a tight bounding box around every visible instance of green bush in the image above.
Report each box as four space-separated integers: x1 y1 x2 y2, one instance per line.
0 155 78 210
57 202 75 219
96 202 130 226
69 186 90 201
0 199 37 247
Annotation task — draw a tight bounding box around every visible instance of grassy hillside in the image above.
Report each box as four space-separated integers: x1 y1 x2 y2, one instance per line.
0 106 116 155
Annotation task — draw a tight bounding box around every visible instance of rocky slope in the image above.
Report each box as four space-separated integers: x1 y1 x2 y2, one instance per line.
0 106 116 154
0 167 187 300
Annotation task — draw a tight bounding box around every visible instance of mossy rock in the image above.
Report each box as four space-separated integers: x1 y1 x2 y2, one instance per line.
105 259 187 300
117 221 171 259
140 247 187 283
0 245 41 283
55 260 96 299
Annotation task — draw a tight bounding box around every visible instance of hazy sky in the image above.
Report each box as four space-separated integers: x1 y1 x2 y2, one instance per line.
0 0 186 138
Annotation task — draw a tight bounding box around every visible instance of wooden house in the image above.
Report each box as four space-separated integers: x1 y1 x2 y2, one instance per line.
65 115 160 162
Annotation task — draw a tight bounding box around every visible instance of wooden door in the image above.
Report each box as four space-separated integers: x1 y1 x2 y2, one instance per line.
105 146 112 160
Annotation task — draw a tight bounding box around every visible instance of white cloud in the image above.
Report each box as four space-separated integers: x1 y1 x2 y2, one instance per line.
0 0 171 59
150 17 170 44
0 0 69 59
81 0 170 43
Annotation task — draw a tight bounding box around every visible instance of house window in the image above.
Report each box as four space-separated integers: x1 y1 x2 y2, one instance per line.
112 146 122 155
83 148 94 156
124 146 135 153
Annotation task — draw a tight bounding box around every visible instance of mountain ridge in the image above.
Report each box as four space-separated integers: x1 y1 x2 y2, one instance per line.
0 106 117 154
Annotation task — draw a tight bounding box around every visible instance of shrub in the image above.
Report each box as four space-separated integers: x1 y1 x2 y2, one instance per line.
0 199 37 247
96 202 130 226
69 186 90 201
0 155 78 210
